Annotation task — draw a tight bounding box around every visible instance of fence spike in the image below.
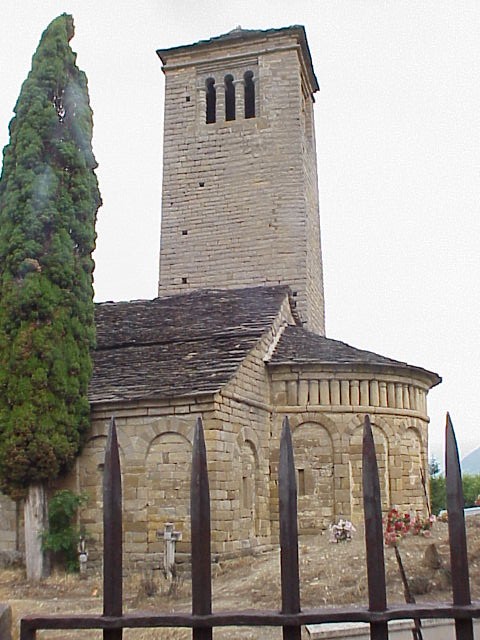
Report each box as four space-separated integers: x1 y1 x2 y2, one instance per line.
446 413 474 640
191 417 212 640
17 412 480 638
103 417 123 640
362 415 388 640
19 620 36 640
279 416 301 640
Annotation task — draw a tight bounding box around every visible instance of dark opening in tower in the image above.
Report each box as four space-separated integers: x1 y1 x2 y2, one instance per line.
206 77 216 123
225 74 235 121
244 70 255 119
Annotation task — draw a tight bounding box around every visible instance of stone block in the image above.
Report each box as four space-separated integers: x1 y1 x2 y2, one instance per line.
334 489 351 502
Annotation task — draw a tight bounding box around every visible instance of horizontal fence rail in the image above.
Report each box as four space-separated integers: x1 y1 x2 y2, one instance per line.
20 414 480 639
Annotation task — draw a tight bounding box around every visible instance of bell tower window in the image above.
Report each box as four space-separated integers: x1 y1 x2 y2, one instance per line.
224 74 235 121
206 77 216 124
244 70 255 119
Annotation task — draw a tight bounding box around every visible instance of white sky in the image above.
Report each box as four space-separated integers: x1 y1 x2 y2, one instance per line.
1 1 479 466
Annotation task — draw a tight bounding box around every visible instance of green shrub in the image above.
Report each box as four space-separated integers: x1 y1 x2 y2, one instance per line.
42 489 87 572
429 468 480 515
429 474 446 515
461 474 480 508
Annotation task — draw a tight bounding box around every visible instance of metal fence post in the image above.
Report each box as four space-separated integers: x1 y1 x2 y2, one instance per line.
363 415 388 640
103 417 123 640
191 417 212 640
446 413 474 640
279 416 301 640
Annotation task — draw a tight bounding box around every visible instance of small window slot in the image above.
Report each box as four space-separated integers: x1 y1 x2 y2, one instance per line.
244 70 255 119
206 77 216 124
225 74 235 121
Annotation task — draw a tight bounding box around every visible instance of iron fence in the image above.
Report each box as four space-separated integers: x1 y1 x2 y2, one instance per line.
20 414 480 639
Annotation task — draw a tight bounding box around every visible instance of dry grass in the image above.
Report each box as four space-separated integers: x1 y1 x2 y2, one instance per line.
2 519 480 639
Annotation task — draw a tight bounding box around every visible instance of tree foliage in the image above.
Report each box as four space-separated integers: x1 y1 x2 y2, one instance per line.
42 489 87 572
461 474 480 508
0 14 101 498
429 457 445 514
429 459 480 514
429 474 446 515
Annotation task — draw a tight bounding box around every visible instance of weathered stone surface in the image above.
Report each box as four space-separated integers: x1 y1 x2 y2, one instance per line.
157 27 324 335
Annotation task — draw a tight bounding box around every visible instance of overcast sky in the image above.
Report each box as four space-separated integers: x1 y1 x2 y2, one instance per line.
1 1 479 465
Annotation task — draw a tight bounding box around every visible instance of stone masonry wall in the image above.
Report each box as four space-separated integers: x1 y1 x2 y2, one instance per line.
269 365 431 534
208 295 296 557
0 352 433 566
158 31 325 334
50 299 296 568
0 361 432 564
301 79 325 335
54 396 216 571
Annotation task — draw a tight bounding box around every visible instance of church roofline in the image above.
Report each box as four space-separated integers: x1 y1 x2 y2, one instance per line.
156 25 319 93
269 326 441 390
89 285 296 404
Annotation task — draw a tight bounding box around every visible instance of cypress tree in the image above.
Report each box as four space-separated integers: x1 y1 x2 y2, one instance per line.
0 14 100 578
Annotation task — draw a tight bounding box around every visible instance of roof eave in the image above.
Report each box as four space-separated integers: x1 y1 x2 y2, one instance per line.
156 25 319 93
267 359 442 390
89 388 220 407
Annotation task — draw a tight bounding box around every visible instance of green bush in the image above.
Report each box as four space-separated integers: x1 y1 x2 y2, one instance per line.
429 464 480 515
461 474 480 508
42 489 87 572
429 474 446 515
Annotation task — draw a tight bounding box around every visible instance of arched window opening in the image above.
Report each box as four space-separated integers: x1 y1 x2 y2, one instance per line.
244 70 255 119
205 77 216 124
224 74 235 121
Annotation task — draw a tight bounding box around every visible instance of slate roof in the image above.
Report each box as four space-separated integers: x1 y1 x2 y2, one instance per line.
90 286 440 404
157 25 319 93
90 286 291 403
269 325 441 387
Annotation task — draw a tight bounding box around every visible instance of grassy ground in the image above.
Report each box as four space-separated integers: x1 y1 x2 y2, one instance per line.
2 519 480 639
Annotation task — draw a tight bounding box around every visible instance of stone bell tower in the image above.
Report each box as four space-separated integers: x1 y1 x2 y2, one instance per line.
157 26 325 335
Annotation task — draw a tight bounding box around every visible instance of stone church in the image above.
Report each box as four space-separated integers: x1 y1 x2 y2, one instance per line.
0 25 440 566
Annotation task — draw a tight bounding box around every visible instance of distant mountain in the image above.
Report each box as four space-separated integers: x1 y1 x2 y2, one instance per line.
462 447 480 474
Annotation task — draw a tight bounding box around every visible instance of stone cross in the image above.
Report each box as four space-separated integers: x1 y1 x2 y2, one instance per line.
158 523 182 581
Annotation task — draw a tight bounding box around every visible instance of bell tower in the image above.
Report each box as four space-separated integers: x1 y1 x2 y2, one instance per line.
157 26 325 334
